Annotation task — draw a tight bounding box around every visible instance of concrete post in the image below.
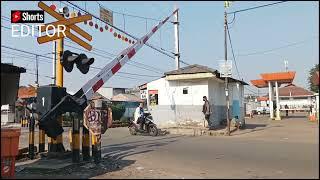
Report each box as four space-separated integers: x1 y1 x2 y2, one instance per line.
174 6 180 70
275 81 281 120
268 81 274 119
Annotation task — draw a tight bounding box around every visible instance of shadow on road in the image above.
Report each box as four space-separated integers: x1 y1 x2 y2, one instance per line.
233 124 283 136
101 137 181 160
244 124 267 129
15 135 182 179
282 115 308 119
104 135 184 148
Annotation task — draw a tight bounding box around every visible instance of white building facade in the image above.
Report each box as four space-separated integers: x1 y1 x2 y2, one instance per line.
257 84 315 110
144 65 247 128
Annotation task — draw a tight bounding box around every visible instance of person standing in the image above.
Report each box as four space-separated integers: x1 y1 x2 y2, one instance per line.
202 96 212 128
285 104 289 117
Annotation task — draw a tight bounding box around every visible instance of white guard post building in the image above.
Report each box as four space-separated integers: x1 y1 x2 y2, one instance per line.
141 64 248 128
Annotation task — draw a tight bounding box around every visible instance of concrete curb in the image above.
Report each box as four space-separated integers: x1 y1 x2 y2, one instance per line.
162 126 238 136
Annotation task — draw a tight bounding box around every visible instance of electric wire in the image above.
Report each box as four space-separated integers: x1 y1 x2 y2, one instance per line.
227 1 288 15
1 20 166 74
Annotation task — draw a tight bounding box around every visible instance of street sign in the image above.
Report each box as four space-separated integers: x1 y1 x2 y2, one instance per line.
219 60 232 77
37 2 93 51
83 104 101 136
83 104 111 135
100 6 113 25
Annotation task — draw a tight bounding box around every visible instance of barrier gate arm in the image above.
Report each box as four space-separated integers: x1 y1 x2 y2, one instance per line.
74 9 178 101
39 9 178 138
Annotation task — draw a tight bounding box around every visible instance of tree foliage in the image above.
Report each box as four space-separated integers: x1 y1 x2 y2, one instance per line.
308 63 319 93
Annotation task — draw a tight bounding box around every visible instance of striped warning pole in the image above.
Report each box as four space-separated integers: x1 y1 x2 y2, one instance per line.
36 104 45 153
48 137 52 152
39 129 45 152
91 134 97 163
20 116 23 127
73 9 178 101
28 104 36 159
82 126 90 161
72 113 80 163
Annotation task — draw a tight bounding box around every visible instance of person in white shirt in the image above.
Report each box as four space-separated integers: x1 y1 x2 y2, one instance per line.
134 103 144 130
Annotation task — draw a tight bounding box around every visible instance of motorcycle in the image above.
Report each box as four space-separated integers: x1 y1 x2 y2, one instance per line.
128 112 158 136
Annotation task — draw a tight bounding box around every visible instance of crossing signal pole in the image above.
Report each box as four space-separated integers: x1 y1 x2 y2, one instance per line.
51 36 65 152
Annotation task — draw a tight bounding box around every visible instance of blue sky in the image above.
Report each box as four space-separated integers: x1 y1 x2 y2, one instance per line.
1 1 319 95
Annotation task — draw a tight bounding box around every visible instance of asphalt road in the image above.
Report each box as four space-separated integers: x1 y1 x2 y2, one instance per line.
93 114 319 179
16 113 319 179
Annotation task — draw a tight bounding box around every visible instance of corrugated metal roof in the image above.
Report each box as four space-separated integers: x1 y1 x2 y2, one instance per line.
91 92 111 101
263 84 314 97
278 84 314 96
111 93 144 102
165 64 218 75
1 63 26 74
164 64 248 85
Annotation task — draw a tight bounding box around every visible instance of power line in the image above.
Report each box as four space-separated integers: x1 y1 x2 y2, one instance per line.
25 69 53 79
1 51 52 64
128 61 165 73
226 23 242 81
2 15 168 69
65 1 176 60
96 1 174 23
126 61 164 74
90 66 152 81
227 1 288 15
90 66 161 78
65 1 191 66
237 36 319 57
1 46 53 60
64 43 113 60
65 40 166 73
244 86 258 95
1 24 165 75
2 12 190 69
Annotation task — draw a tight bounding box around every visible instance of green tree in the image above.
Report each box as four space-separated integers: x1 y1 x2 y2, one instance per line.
308 63 319 93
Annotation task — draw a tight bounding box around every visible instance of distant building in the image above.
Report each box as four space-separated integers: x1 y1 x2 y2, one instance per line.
111 93 144 119
257 84 315 110
142 64 248 128
97 87 128 100
1 63 26 124
16 85 37 121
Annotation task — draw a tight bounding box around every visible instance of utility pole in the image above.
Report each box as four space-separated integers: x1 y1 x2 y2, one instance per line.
53 41 57 84
174 6 180 70
284 60 288 72
224 6 230 136
35 55 39 87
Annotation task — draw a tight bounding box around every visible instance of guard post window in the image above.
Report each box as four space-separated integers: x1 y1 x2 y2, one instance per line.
183 87 188 94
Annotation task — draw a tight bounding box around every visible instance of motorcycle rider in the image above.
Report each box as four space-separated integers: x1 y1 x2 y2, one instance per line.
134 103 145 130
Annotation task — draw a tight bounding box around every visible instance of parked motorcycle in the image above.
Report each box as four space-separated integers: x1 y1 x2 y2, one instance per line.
128 112 158 136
